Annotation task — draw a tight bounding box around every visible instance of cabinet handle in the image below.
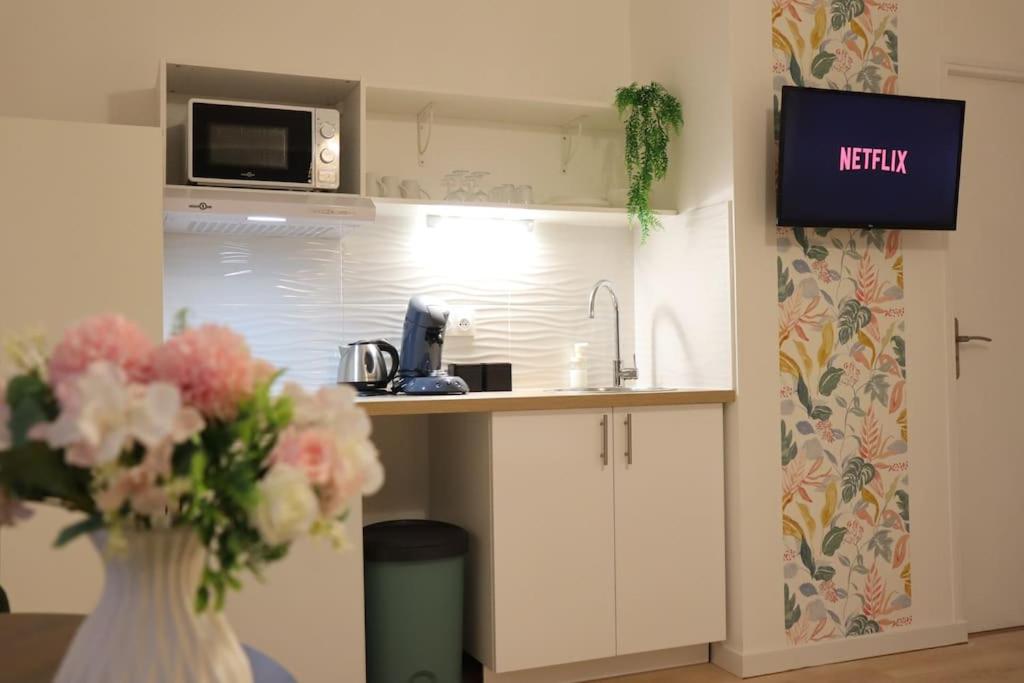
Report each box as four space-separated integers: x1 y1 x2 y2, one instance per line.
600 415 609 467
624 413 633 466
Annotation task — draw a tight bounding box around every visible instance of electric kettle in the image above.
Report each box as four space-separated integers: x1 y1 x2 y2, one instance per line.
337 340 399 393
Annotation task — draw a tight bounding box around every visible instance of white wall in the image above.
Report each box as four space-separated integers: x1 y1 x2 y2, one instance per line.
0 0 630 127
0 116 163 614
628 0 736 391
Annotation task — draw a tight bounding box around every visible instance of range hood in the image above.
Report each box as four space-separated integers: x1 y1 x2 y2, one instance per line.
164 185 376 238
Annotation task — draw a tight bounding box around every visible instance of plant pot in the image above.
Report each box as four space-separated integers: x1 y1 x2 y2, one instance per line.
54 528 253 683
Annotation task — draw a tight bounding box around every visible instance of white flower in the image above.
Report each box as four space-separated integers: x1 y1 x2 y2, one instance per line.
251 464 319 545
35 362 204 468
282 382 371 440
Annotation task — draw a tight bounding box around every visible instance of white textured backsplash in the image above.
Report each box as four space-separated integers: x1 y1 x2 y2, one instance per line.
164 215 634 389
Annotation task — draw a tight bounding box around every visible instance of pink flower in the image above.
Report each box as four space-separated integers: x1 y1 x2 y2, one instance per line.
318 442 372 518
0 488 32 526
95 466 169 518
151 325 256 420
268 427 337 486
266 427 371 518
821 580 840 603
48 315 154 389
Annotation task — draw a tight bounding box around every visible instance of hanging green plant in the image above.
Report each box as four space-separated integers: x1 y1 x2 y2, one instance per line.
614 82 683 243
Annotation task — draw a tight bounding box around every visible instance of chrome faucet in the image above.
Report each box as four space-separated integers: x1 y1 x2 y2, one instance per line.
588 279 638 387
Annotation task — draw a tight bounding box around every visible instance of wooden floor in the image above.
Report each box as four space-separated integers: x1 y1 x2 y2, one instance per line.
466 629 1024 682
595 629 1024 682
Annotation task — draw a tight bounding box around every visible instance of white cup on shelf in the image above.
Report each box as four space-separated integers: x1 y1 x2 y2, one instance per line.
365 173 381 196
378 176 401 198
400 179 430 199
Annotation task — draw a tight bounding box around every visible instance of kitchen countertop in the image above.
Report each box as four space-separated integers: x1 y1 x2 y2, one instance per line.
354 388 736 417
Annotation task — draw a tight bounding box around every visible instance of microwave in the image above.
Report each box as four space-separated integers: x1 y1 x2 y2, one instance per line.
187 98 340 191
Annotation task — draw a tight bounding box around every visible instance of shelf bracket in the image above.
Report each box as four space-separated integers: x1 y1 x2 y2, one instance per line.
560 116 586 174
417 102 434 167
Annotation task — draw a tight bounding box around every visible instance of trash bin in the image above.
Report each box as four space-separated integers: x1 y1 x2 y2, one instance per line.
364 519 469 683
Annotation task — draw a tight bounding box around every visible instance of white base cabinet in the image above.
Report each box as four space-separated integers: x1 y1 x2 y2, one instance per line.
429 404 726 675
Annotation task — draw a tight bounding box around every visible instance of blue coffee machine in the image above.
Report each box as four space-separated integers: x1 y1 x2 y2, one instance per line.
392 296 469 395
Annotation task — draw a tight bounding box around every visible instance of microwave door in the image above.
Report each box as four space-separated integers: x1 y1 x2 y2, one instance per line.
190 102 313 188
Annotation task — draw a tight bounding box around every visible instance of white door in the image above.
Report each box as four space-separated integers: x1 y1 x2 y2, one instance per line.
491 410 617 672
612 404 726 654
946 70 1024 632
0 116 163 614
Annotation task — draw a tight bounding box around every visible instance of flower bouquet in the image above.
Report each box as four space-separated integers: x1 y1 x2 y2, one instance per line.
0 314 382 683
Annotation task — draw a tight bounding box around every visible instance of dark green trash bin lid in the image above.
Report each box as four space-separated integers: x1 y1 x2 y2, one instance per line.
364 520 468 562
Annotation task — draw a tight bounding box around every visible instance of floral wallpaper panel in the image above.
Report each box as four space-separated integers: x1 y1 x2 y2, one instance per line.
772 0 912 645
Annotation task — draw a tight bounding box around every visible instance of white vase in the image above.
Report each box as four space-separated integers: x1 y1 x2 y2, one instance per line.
55 528 254 683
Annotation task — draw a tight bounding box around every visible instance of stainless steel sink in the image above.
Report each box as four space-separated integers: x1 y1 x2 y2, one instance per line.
546 386 680 393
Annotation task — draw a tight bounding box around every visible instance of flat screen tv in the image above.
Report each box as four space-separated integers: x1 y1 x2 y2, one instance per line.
777 86 966 230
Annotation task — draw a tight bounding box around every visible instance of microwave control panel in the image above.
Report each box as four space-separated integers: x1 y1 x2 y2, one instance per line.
314 108 341 190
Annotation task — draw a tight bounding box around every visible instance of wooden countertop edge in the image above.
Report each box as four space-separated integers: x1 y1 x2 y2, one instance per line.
356 389 736 416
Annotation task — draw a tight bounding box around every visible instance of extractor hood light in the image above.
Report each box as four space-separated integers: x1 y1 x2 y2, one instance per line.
246 215 287 223
425 214 534 232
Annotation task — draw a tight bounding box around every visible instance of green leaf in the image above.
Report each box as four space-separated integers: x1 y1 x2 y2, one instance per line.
778 257 795 303
864 373 890 406
796 375 814 417
811 51 837 79
818 367 845 396
867 529 894 562
785 584 802 630
0 441 94 511
846 614 881 636
806 245 829 261
5 371 57 446
893 336 906 377
54 515 105 547
837 300 872 345
896 490 910 530
800 535 816 576
793 227 810 253
789 54 805 87
856 64 882 92
781 421 798 466
885 30 898 67
813 565 836 582
170 308 190 336
830 0 865 31
841 457 877 503
822 526 848 556
810 405 833 421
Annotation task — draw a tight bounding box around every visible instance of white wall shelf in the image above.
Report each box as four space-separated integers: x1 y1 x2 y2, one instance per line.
372 196 676 228
366 85 622 131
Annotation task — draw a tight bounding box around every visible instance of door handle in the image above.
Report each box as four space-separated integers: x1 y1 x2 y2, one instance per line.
624 413 633 466
600 415 609 467
955 317 993 379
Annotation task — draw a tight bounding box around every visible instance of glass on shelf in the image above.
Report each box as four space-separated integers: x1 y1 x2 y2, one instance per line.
489 183 515 204
463 171 491 203
513 184 534 205
443 170 469 202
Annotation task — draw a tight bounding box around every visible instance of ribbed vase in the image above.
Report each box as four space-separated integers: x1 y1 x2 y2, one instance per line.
54 529 253 683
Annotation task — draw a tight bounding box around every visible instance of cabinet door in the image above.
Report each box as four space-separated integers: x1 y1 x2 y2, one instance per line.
492 410 617 672
613 404 725 654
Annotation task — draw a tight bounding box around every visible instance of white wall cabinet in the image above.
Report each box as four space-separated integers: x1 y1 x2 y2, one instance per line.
430 403 726 676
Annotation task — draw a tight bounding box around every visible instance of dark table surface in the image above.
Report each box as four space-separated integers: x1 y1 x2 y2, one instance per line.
0 614 294 683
